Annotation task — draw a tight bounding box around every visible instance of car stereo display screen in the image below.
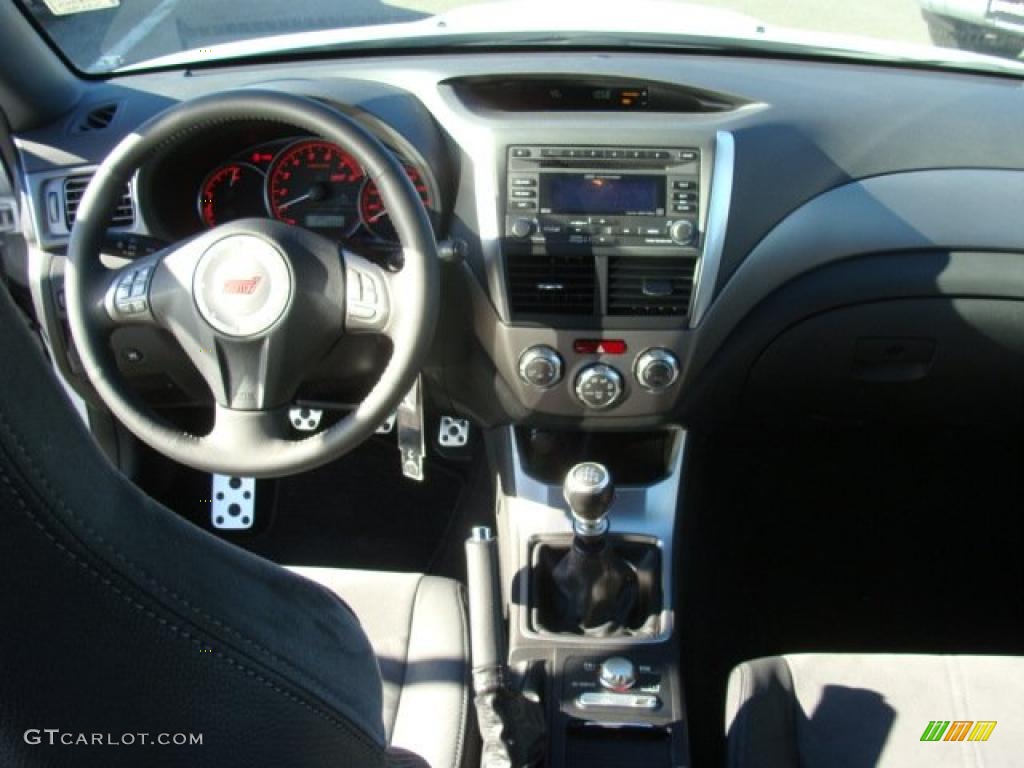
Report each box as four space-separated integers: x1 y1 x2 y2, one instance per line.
540 174 663 215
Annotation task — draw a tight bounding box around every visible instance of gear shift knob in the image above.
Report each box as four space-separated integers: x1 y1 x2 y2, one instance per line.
563 462 614 538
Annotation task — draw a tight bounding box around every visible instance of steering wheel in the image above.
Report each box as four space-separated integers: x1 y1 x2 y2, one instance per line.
65 91 439 478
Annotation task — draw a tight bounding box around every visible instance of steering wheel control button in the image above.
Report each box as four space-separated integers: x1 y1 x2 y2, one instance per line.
111 266 154 317
599 657 637 692
518 345 563 388
574 363 624 409
344 256 390 332
193 234 292 337
634 348 680 392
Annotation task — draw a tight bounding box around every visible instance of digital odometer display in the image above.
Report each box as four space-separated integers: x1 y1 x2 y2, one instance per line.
540 174 664 216
266 139 365 238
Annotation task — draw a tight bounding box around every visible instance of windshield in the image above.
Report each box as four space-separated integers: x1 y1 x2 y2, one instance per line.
14 0 1024 75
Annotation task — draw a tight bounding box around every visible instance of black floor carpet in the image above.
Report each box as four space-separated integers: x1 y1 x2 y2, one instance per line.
678 424 1024 768
139 434 494 579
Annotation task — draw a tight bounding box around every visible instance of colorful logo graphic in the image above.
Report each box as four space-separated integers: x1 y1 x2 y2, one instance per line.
222 276 262 295
921 721 997 742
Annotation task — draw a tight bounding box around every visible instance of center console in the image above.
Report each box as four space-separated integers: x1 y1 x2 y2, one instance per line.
471 427 688 768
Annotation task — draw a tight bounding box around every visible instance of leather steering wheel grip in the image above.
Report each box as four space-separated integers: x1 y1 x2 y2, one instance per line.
64 90 439 477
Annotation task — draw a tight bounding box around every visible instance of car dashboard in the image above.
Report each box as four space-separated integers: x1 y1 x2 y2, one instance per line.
11 50 1024 431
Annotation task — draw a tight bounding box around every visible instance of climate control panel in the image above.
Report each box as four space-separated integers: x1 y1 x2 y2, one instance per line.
516 342 680 411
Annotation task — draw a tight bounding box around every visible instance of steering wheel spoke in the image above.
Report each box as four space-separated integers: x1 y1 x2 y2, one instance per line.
205 403 292 454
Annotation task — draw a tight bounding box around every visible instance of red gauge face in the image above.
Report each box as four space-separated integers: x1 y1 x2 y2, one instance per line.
266 140 364 238
359 166 432 242
198 163 266 228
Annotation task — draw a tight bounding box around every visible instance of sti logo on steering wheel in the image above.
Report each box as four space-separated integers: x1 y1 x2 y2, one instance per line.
222 276 263 295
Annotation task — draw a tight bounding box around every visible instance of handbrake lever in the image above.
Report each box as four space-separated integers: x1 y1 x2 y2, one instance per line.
465 526 546 768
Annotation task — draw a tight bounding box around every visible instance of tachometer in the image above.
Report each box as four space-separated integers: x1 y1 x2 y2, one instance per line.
266 139 364 239
197 162 266 228
359 166 432 242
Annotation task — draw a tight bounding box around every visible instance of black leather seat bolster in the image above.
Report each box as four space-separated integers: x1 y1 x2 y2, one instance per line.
0 287 387 766
726 653 1024 768
291 567 472 768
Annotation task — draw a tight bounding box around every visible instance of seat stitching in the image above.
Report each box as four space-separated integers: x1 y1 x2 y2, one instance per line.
0 403 320 685
0 463 382 758
390 573 423 740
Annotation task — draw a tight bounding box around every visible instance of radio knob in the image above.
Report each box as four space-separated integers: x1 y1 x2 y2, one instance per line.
669 219 696 246
575 364 624 410
518 345 563 389
510 217 535 239
634 348 680 392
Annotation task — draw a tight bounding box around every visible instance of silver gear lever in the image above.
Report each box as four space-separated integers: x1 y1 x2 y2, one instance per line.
563 462 615 539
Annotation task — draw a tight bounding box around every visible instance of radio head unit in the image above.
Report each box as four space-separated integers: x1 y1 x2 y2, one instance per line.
505 146 700 249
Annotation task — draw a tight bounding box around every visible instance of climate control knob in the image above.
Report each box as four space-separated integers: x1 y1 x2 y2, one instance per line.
634 348 680 392
518 345 563 389
574 364 624 410
509 217 535 239
669 219 696 246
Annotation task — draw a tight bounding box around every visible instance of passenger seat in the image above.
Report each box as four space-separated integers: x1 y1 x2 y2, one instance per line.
726 654 1024 767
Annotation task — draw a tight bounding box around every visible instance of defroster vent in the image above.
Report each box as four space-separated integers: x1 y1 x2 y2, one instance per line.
507 253 597 315
607 255 697 317
63 175 135 230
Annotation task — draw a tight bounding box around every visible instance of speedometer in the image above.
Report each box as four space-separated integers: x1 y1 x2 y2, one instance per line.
266 139 364 239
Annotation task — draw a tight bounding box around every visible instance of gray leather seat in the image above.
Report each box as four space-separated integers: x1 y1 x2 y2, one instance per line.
291 568 471 768
0 275 472 768
726 654 1024 768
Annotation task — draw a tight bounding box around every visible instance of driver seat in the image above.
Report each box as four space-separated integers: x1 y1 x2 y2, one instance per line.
0 283 473 767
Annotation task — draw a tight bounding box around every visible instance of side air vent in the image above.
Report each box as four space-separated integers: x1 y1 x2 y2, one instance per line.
507 253 597 315
607 255 697 317
70 102 120 134
63 175 135 230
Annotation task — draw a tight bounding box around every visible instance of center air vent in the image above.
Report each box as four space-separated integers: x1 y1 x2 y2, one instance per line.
607 255 697 317
507 253 597 315
63 175 134 230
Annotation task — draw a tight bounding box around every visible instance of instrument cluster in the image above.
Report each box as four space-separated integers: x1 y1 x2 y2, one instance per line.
195 137 434 244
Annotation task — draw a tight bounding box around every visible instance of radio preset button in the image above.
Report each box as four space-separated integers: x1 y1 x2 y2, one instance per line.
673 180 695 190
511 201 536 210
511 178 537 187
673 203 695 213
511 189 537 198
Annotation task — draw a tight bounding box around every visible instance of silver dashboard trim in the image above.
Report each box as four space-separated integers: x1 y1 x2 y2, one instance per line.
502 427 686 646
689 130 734 327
